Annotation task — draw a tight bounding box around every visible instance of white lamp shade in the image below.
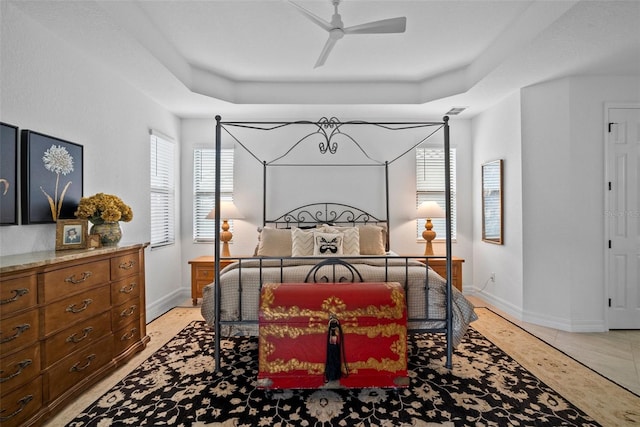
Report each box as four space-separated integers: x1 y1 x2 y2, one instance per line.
416 201 445 219
206 201 244 219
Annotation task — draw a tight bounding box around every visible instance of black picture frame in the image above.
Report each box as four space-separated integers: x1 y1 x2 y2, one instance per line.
21 130 83 224
0 122 19 225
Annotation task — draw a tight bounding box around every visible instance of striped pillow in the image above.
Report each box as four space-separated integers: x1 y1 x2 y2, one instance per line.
291 227 315 256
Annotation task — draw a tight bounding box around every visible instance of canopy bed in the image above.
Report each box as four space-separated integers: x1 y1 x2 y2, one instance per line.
200 116 477 374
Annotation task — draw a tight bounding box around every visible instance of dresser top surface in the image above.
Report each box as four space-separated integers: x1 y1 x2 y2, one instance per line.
0 242 149 274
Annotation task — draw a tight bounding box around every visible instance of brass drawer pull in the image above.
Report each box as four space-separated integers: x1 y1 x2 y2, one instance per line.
119 283 137 294
121 328 138 341
66 299 92 314
69 354 96 372
0 324 31 344
119 260 136 270
65 271 93 284
66 326 94 343
0 359 33 383
0 395 33 422
120 305 137 318
1 288 29 305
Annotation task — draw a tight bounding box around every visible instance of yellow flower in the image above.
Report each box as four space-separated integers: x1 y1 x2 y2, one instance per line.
75 193 133 223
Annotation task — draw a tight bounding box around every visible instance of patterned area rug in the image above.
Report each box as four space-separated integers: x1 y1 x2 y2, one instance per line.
66 321 600 427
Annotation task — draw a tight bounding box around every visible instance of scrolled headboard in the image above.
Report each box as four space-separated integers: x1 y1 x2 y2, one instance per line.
264 202 389 251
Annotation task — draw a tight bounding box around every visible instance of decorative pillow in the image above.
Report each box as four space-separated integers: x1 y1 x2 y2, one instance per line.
313 231 343 256
321 225 360 255
358 224 386 255
291 227 315 256
256 227 292 257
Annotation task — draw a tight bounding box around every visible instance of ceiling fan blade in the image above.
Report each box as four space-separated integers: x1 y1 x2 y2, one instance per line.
288 1 332 32
314 35 339 68
344 17 406 34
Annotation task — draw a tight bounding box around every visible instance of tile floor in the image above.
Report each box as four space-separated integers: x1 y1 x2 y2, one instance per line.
468 295 640 396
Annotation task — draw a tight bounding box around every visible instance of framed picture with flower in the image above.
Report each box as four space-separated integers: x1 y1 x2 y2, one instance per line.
55 218 88 250
21 130 83 224
0 122 19 225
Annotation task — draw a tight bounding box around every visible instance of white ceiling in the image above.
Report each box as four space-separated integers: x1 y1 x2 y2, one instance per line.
9 0 640 119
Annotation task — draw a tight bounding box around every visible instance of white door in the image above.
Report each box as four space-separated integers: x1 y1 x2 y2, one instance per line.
606 107 640 329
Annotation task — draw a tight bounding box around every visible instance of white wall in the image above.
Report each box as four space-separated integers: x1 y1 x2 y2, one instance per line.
179 116 474 290
471 92 524 316
471 75 639 332
0 3 183 321
521 75 640 331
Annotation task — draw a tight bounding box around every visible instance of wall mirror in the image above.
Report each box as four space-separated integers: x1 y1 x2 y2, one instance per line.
482 159 503 244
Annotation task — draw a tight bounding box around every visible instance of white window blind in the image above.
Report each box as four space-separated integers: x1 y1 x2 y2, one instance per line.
416 147 457 240
193 148 234 242
150 133 175 248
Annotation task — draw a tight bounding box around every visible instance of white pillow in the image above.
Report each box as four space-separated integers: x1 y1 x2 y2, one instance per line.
291 227 315 256
321 225 360 255
313 231 343 256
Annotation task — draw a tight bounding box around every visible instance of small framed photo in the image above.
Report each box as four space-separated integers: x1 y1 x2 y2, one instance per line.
88 233 102 249
56 219 88 250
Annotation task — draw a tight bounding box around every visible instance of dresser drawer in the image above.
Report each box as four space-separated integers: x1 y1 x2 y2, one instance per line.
42 285 111 336
41 260 110 303
0 274 37 318
43 311 112 368
46 335 113 401
0 343 40 396
0 375 42 427
194 265 214 281
195 280 212 297
111 299 141 332
110 252 140 280
0 309 39 355
110 276 141 307
113 319 142 356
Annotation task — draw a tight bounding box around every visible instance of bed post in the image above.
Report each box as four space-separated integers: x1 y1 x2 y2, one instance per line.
263 161 267 227
385 161 390 251
214 115 222 372
443 115 453 369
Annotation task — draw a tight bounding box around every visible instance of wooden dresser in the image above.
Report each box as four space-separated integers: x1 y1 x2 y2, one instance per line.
188 255 236 305
416 256 465 291
0 243 149 427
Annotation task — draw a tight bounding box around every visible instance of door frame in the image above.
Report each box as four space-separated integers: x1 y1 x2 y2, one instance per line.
603 102 640 329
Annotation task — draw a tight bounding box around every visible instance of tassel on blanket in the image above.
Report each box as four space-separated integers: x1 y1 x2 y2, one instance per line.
325 315 348 382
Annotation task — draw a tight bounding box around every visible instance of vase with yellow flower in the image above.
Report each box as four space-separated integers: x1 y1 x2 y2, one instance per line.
75 193 133 245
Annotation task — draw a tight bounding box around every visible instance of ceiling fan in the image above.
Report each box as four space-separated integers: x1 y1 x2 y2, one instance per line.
288 0 407 68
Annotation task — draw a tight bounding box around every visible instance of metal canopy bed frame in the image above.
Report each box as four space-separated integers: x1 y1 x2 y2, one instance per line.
209 115 458 372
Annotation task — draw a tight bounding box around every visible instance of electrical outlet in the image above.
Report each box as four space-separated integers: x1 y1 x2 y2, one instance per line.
490 272 496 282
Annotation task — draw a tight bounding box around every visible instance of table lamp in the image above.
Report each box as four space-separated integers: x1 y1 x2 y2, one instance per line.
416 201 445 256
206 201 244 257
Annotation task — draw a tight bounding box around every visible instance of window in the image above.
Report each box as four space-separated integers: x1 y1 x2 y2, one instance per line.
193 148 234 242
150 132 175 248
416 147 456 240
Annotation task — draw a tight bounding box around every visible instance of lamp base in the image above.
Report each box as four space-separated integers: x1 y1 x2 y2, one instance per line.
220 220 232 257
422 219 436 256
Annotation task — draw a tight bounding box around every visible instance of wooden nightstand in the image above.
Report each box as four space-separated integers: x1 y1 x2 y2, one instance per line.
188 255 236 305
417 256 465 292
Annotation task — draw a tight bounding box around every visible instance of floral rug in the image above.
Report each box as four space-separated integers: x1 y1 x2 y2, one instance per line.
66 321 599 427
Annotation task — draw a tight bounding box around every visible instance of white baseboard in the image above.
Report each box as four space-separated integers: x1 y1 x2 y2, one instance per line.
146 288 191 322
469 288 606 332
467 288 524 320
